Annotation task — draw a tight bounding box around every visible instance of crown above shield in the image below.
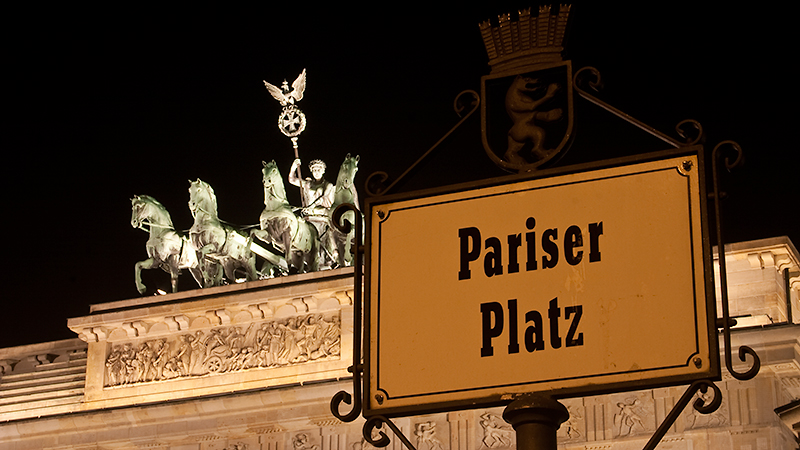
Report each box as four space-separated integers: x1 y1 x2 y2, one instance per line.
479 5 571 75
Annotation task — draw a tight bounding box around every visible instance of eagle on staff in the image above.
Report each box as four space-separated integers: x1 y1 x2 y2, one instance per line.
264 69 307 154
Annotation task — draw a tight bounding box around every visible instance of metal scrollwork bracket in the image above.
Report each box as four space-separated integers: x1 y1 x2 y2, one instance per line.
327 203 417 450
363 416 417 450
574 66 704 148
330 203 364 423
640 141 760 449
335 91 480 449
641 379 722 450
365 90 480 197
711 141 761 380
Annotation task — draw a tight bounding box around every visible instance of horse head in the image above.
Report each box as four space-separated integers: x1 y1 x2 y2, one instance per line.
262 160 287 204
336 154 360 190
131 195 173 230
188 179 218 217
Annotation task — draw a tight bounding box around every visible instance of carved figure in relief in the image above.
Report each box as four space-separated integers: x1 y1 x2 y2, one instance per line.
688 389 726 429
252 160 319 274
278 317 304 364
557 406 582 439
190 330 206 374
152 339 168 380
106 347 123 385
480 412 513 448
614 398 646 437
318 315 341 357
414 422 443 450
326 154 362 268
103 313 341 386
121 343 136 383
293 433 318 450
175 334 192 376
504 75 562 165
352 426 384 450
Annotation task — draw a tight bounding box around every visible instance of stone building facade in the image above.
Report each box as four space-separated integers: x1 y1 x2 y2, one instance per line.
1 237 798 449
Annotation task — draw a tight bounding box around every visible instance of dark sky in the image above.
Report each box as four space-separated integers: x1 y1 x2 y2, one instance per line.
4 4 796 348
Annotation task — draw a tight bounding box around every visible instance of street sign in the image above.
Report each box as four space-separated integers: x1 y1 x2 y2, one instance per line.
364 149 718 417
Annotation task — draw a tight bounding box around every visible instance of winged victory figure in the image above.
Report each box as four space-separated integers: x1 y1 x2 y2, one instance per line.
264 69 306 106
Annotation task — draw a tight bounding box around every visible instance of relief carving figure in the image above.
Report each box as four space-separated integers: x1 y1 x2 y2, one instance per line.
352 426 384 450
613 398 646 437
504 76 562 165
318 315 341 357
688 389 727 429
414 422 443 450
189 330 206 375
105 347 123 386
293 433 318 450
104 313 341 386
480 412 513 448
557 406 582 440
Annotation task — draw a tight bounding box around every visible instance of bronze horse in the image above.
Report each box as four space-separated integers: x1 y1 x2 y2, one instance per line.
131 195 203 294
188 179 259 284
251 161 319 274
327 154 362 267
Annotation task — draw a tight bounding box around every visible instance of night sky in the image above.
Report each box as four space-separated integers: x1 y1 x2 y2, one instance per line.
4 4 795 348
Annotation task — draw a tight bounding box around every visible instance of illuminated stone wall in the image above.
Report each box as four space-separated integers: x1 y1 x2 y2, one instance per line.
1 240 798 449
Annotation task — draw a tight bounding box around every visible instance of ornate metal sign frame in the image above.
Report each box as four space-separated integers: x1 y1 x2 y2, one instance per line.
329 6 762 450
362 146 719 418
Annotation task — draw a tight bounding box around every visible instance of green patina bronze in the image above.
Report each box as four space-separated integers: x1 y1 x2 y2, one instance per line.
131 195 203 294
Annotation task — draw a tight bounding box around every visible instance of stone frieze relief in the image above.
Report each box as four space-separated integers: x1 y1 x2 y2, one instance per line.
104 312 340 386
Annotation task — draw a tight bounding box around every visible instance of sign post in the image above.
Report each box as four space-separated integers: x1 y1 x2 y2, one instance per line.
364 148 718 418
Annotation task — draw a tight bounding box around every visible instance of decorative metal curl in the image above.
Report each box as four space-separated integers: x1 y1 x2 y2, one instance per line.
675 119 704 146
364 415 417 450
711 141 760 381
329 202 364 422
574 66 704 149
574 66 604 93
364 90 480 197
642 380 721 450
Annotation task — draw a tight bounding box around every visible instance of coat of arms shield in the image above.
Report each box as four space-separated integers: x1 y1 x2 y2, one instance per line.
481 61 573 172
478 6 574 172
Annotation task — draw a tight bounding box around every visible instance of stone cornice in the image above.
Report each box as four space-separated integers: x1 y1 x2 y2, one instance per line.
68 268 355 343
714 236 799 274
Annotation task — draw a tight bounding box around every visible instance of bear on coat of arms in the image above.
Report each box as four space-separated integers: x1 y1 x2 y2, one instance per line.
504 75 563 164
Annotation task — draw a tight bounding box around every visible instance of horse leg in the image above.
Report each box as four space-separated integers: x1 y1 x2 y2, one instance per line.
335 233 348 268
306 235 320 272
245 254 259 281
170 270 179 293
223 261 236 283
135 258 156 295
201 258 222 287
282 231 298 274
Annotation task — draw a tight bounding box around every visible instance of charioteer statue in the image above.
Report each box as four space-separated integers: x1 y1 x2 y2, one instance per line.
288 158 335 236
